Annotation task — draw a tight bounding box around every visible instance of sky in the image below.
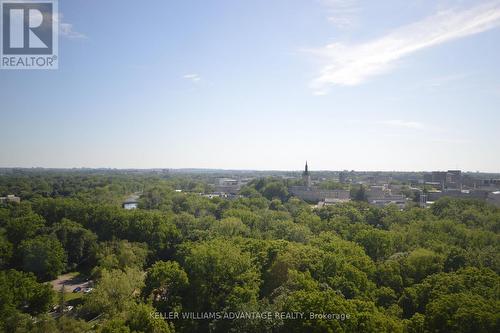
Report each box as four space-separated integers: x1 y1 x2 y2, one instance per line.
1 0 499 172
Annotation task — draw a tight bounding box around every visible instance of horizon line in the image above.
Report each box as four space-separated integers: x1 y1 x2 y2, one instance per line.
0 166 499 174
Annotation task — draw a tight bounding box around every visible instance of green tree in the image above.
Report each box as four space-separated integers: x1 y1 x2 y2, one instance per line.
19 235 66 280
82 268 144 317
5 213 45 246
0 230 13 268
425 293 499 333
210 217 250 237
352 185 368 202
0 269 54 316
181 239 260 322
354 228 394 261
51 218 98 270
403 248 443 284
93 240 148 275
376 260 403 292
126 303 173 333
143 260 188 312
261 181 289 202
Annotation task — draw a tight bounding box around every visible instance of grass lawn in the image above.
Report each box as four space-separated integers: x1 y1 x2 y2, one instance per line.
63 291 84 302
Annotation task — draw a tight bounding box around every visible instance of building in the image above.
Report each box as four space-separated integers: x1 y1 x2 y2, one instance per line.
483 179 500 187
214 178 241 195
446 170 462 189
370 195 407 209
487 191 500 207
122 194 140 210
217 178 239 186
367 185 388 199
424 170 462 190
123 200 138 210
0 194 20 204
366 185 408 209
475 178 500 190
202 193 228 199
317 197 351 208
289 162 350 203
424 171 446 189
290 186 351 202
426 189 489 201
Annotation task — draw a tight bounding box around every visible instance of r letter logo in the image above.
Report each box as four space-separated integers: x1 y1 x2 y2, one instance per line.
1 0 58 69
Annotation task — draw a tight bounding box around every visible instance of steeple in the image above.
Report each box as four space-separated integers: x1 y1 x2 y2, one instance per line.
302 161 311 187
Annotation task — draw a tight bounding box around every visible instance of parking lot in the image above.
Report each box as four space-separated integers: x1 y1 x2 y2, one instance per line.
50 273 93 293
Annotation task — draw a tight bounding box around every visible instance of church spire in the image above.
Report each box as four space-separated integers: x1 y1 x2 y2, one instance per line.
303 161 311 187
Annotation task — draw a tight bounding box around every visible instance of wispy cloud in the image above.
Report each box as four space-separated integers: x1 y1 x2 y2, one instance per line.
60 23 87 39
183 73 201 82
378 120 424 130
55 13 86 39
321 0 360 30
311 1 500 94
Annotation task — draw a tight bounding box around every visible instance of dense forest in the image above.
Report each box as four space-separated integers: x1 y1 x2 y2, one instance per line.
0 171 499 333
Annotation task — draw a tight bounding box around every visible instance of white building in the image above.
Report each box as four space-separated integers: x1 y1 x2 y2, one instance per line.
0 194 21 204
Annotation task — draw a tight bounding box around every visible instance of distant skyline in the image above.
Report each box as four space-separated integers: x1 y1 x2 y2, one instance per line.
1 0 500 172
1 167 500 174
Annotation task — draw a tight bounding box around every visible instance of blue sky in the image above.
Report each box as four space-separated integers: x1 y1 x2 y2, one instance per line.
1 0 499 171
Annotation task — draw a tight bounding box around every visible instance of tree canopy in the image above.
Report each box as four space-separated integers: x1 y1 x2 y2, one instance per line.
0 171 498 332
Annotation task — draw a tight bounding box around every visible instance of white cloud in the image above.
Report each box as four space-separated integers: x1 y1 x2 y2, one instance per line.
183 74 201 82
378 120 424 130
311 1 500 94
54 13 86 39
60 23 87 39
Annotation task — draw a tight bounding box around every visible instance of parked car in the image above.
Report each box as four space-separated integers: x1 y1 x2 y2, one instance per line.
83 287 94 294
73 287 82 293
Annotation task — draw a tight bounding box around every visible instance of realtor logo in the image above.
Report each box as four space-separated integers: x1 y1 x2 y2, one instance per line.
1 0 58 69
